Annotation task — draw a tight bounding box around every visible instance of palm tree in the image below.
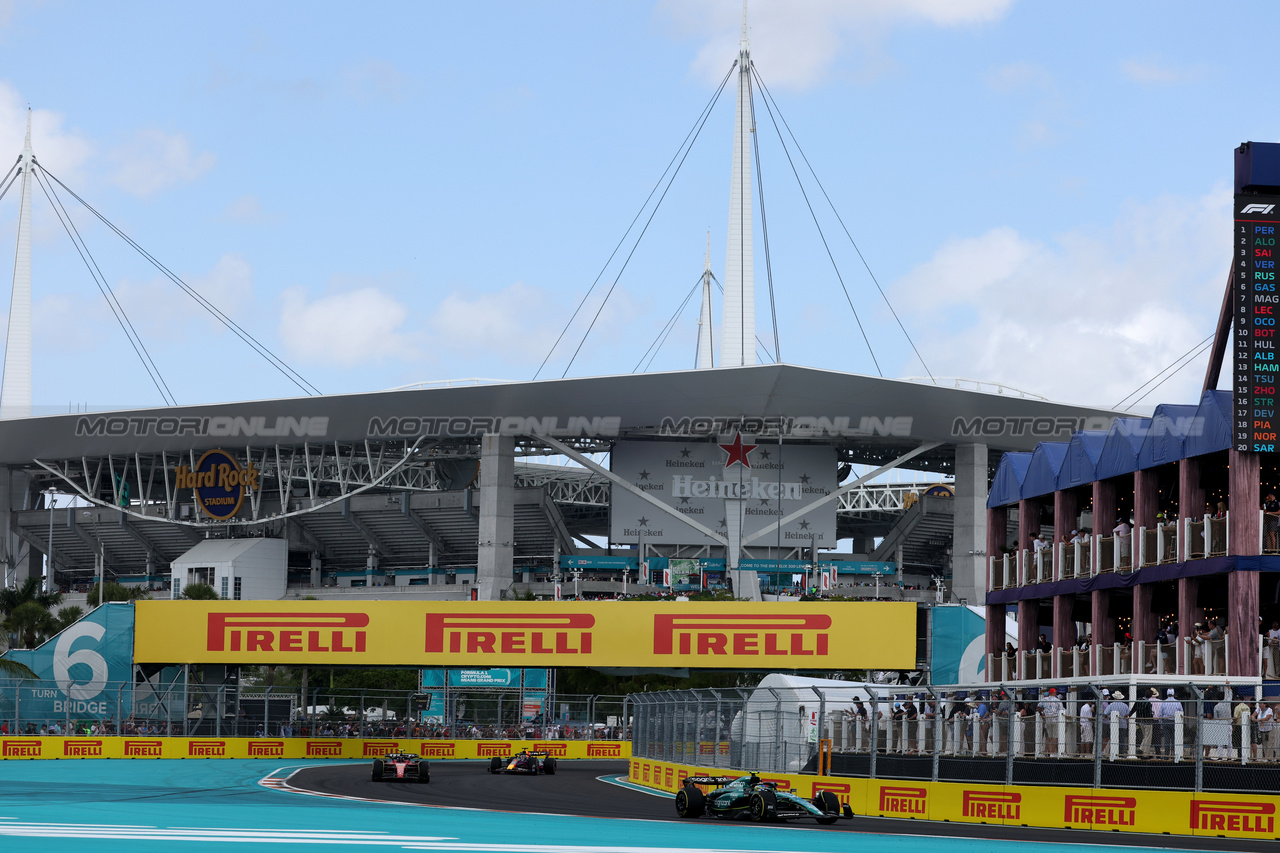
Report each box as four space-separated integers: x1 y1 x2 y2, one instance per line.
86 582 152 607
0 576 62 617
181 583 220 600
54 606 84 631
3 601 57 649
0 658 37 679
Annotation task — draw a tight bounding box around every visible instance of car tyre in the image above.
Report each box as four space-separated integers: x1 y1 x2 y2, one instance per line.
544 757 557 775
371 760 384 782
748 789 776 823
675 785 705 818
814 790 839 824
489 757 504 774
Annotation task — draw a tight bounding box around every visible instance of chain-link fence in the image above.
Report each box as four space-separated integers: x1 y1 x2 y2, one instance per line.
627 683 1280 793
0 678 628 741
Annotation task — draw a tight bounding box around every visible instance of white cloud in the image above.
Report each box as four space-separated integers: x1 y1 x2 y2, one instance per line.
108 129 215 197
426 281 563 366
894 186 1231 408
661 0 1014 89
222 194 268 223
1121 58 1206 85
0 83 95 180
279 285 418 367
340 60 410 103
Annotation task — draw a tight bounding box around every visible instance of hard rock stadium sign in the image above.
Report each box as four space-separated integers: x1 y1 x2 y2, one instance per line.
134 601 915 669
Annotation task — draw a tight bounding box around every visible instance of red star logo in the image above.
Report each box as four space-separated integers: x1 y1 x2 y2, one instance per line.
719 433 757 468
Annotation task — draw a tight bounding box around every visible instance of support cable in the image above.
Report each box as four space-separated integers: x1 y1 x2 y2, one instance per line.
534 63 738 381
37 164 319 396
0 157 21 202
747 62 781 363
749 67 880 376
635 275 701 373
755 69 937 382
560 67 736 379
1115 333 1214 410
32 168 176 405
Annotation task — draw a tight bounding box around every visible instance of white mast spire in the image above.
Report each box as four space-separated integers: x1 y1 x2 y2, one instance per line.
721 0 756 367
696 231 714 368
2 108 34 419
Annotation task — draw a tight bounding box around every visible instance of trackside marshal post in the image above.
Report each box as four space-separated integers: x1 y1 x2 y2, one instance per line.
133 600 915 669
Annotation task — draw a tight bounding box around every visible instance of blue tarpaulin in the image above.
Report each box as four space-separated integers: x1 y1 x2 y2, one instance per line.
1020 441 1069 499
1184 389 1232 458
987 452 1032 508
1136 403 1199 469
1060 430 1107 488
1094 417 1148 481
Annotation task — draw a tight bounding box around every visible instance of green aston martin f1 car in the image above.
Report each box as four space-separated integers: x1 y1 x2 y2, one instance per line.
674 773 852 824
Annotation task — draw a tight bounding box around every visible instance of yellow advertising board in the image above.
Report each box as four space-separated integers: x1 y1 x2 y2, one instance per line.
628 758 1280 842
0 737 629 761
133 600 915 668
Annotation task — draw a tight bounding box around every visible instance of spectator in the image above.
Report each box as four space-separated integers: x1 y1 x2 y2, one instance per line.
1111 690 1130 755
1036 633 1051 653
974 696 990 756
1153 688 1178 758
1207 620 1226 676
1232 692 1252 760
1113 517 1132 564
1038 688 1064 755
1252 700 1274 761
1267 620 1280 679
1264 492 1280 551
1079 696 1094 757
1133 689 1155 757
1189 622 1207 675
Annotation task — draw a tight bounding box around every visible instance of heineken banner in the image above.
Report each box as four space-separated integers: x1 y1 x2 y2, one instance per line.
0 602 136 723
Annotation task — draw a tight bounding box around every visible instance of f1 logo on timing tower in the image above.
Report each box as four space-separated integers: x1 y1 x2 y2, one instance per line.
1242 203 1276 214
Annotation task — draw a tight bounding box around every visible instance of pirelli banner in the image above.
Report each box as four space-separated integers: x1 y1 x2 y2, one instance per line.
133 600 914 668
0 737 629 761
631 758 1280 842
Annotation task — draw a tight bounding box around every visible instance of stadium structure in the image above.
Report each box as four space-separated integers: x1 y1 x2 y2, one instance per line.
0 15 1121 612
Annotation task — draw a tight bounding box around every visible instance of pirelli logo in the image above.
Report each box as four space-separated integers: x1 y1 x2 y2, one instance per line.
587 743 622 757
477 742 513 757
963 791 1021 820
652 613 831 657
879 785 926 816
2 740 42 758
206 612 369 654
63 739 104 757
305 741 343 757
419 742 456 758
363 741 398 757
533 742 568 757
248 741 285 757
188 740 227 757
812 781 851 804
1190 800 1275 834
424 613 594 656
124 740 163 757
1065 795 1135 827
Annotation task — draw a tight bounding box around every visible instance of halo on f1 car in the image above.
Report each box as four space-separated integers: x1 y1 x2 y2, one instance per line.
487 749 558 775
371 752 430 783
675 773 851 824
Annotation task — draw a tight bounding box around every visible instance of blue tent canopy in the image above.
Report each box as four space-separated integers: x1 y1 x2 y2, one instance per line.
988 452 1032 508
1060 430 1107 488
1021 442 1069 499
1184 389 1232 458
1094 417 1148 481
1137 403 1200 469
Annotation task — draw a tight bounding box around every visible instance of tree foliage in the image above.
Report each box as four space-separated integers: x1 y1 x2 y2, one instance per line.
3 601 56 649
0 576 62 617
180 583 220 600
86 582 152 607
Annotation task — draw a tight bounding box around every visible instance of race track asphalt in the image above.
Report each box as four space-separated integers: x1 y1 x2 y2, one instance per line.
289 759 1274 852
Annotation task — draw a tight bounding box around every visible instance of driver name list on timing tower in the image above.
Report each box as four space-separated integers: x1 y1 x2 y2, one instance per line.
1237 195 1280 453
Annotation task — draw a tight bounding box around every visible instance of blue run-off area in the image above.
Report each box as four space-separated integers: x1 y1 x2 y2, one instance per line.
0 760 1142 853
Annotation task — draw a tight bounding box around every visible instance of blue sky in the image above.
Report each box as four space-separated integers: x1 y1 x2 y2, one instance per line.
0 0 1272 412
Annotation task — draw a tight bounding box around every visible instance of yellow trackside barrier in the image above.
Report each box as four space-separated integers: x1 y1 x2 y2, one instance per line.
629 757 1280 843
0 737 630 762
